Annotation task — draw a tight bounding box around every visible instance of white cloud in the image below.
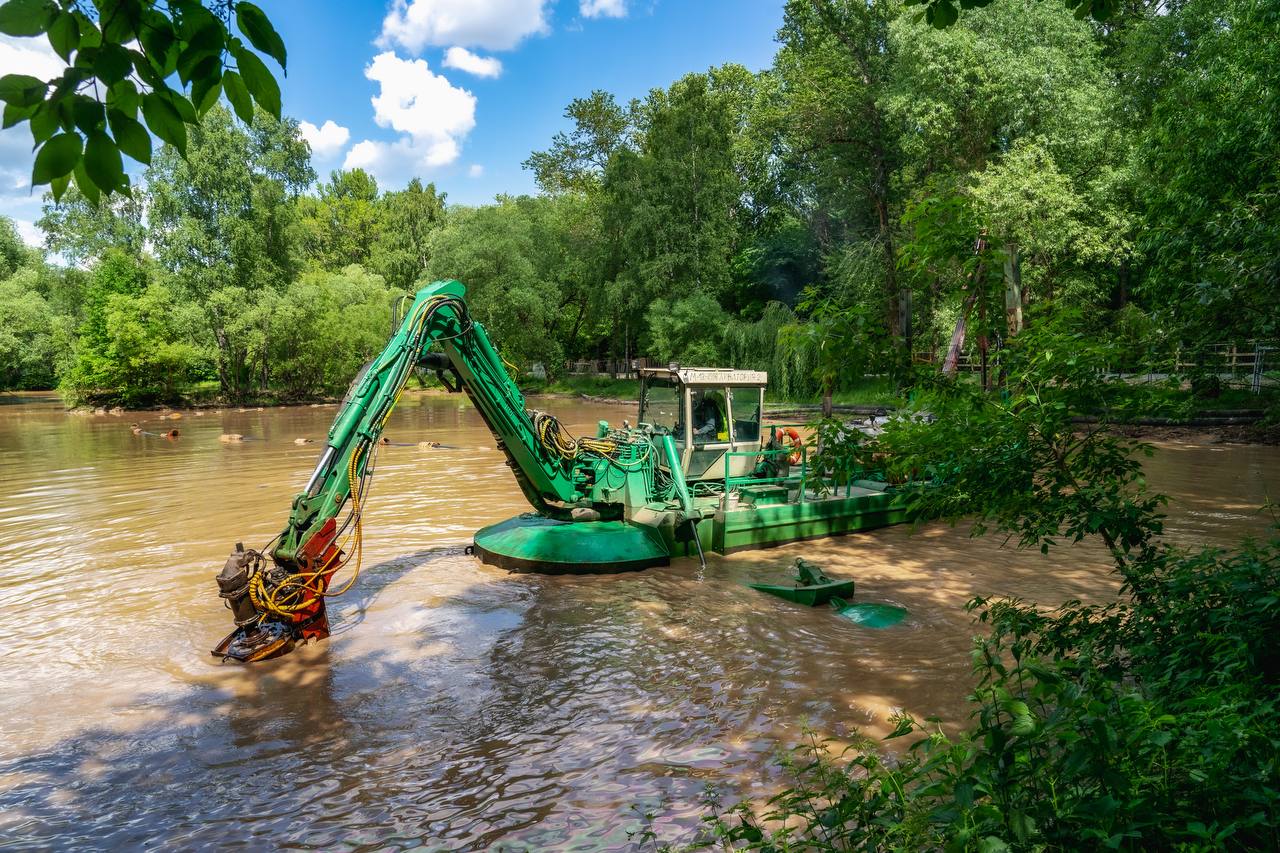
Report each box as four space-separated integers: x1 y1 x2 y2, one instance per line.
442 46 502 78
0 36 62 229
378 0 550 53
343 51 476 184
580 0 628 18
467 164 484 177
0 34 64 80
13 219 41 247
298 120 351 158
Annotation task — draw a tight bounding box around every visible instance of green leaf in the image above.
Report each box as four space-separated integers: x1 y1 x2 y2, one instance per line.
2 101 35 128
31 131 82 184
73 11 100 49
222 69 253 122
176 19 224 85
72 158 98 204
83 129 124 193
191 73 221 117
108 108 150 165
107 79 139 118
137 9 174 66
164 88 196 123
0 74 48 107
98 0 137 44
234 45 280 117
94 43 133 85
70 95 104 134
129 48 164 88
0 0 56 37
235 2 286 71
28 101 58 143
50 171 69 202
46 11 79 62
141 91 187 154
929 0 959 28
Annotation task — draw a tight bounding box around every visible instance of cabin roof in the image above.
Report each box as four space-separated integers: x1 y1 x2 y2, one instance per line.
637 366 768 387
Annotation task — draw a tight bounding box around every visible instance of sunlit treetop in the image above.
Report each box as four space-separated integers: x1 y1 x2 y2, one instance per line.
901 0 1118 28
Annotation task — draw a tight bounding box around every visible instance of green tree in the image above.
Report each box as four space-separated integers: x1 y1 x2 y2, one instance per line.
1133 0 1280 342
0 268 57 389
645 291 729 367
368 178 446 292
146 104 313 399
524 90 632 195
298 168 384 272
37 186 147 264
424 198 565 372
266 265 398 399
0 216 29 278
775 0 908 348
98 282 203 403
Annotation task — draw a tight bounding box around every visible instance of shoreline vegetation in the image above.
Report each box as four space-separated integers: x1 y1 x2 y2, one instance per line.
10 371 1274 443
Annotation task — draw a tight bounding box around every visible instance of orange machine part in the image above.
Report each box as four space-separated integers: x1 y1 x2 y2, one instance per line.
293 517 342 638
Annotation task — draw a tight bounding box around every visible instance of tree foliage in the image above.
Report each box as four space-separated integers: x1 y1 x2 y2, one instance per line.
1 0 1275 419
0 0 287 200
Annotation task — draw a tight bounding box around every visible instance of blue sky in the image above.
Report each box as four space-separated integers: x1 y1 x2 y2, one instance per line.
0 0 785 243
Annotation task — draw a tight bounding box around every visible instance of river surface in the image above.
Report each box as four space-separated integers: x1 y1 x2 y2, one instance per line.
0 391 1275 850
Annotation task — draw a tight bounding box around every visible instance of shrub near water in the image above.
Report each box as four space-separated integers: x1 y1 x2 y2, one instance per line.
660 326 1280 851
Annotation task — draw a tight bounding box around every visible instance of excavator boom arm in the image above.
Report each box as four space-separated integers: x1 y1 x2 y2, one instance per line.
213 280 590 661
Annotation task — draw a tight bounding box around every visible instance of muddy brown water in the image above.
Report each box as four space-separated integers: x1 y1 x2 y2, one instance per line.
0 391 1275 849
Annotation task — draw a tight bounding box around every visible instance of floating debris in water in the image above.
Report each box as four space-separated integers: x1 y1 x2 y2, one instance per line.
131 423 179 439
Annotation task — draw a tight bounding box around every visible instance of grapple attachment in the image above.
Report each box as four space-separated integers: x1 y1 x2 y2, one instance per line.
210 532 338 662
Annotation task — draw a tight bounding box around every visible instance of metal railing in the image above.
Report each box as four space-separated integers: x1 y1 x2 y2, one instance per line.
723 425 809 504
914 340 1277 392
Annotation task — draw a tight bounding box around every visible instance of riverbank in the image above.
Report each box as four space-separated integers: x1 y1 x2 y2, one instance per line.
8 383 1277 445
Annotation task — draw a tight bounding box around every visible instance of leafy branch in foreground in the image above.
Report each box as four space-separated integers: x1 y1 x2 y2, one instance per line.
661 320 1280 850
0 0 286 201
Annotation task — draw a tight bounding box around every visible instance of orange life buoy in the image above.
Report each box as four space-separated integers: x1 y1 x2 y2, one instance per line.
781 427 803 466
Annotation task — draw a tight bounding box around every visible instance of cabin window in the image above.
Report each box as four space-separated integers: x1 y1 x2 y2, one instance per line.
690 389 729 445
639 378 681 435
729 387 762 443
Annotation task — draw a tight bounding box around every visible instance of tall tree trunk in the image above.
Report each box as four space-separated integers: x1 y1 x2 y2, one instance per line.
1004 244 1023 336
943 236 989 377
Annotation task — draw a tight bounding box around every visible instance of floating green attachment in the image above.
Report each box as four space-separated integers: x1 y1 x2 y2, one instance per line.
830 597 908 629
749 579 855 606
472 513 670 574
748 557 854 606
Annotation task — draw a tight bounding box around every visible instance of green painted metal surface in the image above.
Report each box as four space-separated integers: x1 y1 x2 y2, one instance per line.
473 514 670 574
714 490 911 554
832 601 909 629
749 579 856 606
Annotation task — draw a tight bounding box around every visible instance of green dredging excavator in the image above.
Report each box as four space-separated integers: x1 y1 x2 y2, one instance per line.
213 280 909 662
